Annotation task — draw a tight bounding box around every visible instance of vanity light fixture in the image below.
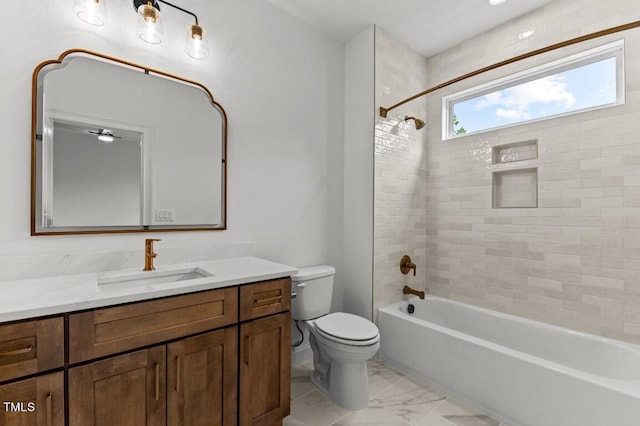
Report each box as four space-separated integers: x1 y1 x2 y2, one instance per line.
136 0 164 44
133 0 209 59
74 0 209 59
73 0 107 26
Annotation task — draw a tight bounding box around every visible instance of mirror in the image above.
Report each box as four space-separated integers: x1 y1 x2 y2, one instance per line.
31 49 226 235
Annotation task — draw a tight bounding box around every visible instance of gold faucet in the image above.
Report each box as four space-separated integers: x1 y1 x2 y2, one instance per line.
144 238 161 271
403 285 425 299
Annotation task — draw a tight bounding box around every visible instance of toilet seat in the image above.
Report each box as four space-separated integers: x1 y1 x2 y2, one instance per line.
313 312 379 346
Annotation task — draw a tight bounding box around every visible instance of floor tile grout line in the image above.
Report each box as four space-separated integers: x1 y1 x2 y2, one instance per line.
291 386 316 403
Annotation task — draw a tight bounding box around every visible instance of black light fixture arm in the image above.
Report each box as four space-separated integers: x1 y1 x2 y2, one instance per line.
133 0 199 24
156 0 199 24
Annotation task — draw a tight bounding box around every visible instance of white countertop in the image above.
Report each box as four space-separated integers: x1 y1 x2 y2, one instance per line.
0 256 297 323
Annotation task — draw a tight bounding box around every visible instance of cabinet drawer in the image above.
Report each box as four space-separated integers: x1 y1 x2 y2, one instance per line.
69 287 237 364
240 278 291 322
0 317 64 383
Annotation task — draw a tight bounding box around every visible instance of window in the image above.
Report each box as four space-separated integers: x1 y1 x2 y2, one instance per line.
442 40 625 140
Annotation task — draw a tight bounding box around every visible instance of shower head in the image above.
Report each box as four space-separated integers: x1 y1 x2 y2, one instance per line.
404 116 426 130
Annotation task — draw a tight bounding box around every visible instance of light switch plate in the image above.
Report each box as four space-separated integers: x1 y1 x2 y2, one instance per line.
155 209 175 221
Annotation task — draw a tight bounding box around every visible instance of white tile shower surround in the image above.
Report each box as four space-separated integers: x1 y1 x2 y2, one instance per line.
285 361 504 426
423 0 640 344
373 0 640 345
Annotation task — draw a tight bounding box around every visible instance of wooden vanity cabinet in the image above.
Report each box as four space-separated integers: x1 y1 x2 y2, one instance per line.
68 286 239 426
239 279 291 426
1 277 291 426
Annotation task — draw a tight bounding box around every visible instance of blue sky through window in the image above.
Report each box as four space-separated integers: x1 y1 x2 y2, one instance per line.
452 57 617 134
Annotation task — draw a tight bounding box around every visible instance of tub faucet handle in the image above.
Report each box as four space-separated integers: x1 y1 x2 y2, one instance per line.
400 255 416 276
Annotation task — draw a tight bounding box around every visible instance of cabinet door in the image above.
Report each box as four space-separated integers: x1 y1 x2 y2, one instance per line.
0 372 63 426
239 312 291 426
68 346 165 426
167 327 237 426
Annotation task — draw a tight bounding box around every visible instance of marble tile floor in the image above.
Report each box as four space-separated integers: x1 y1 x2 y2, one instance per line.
285 361 508 426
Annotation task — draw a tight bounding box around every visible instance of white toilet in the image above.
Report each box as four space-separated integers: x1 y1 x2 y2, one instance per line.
291 265 380 410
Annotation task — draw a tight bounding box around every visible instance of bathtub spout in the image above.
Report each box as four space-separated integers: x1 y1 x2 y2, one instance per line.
403 285 425 299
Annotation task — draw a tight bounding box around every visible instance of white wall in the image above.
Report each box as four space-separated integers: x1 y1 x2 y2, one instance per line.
0 1 344 279
342 25 430 322
343 26 375 320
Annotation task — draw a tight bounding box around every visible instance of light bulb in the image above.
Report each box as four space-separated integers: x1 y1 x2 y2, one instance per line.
97 130 115 143
137 3 164 44
186 24 209 59
518 29 535 40
74 0 107 26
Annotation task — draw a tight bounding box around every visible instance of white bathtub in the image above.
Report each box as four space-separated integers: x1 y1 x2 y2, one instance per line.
377 296 640 426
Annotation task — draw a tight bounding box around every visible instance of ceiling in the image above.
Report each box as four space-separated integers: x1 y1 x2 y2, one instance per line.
266 0 557 57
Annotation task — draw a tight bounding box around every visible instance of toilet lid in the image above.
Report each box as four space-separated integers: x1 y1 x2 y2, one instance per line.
314 312 379 341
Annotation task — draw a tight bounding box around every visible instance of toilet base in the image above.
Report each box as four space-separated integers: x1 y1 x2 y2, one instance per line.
310 360 371 410
308 333 377 410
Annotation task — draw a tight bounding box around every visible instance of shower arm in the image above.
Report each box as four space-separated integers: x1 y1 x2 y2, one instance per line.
379 19 640 118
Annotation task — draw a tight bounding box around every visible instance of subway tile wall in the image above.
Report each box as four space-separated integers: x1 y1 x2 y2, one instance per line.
425 0 640 343
373 27 429 318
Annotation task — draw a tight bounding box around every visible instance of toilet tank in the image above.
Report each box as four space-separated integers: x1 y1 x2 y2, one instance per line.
291 265 335 320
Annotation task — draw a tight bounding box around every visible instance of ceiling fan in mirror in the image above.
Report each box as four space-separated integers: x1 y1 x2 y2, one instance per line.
87 128 122 143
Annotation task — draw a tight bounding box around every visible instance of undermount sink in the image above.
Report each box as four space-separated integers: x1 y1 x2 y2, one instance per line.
97 267 213 289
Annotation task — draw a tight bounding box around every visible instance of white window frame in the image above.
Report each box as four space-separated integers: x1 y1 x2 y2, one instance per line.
442 39 625 140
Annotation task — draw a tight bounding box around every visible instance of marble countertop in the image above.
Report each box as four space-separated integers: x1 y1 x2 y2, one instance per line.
0 256 297 323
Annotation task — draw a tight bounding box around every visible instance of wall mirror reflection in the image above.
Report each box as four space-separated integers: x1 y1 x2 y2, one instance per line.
31 49 227 235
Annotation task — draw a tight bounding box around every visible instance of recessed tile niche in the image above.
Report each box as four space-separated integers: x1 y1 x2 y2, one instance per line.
492 168 538 208
492 140 538 164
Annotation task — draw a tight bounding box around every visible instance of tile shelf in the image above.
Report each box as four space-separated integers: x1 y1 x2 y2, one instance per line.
492 140 538 164
492 167 538 209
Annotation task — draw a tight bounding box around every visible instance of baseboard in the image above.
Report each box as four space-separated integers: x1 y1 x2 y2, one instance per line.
291 343 312 367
